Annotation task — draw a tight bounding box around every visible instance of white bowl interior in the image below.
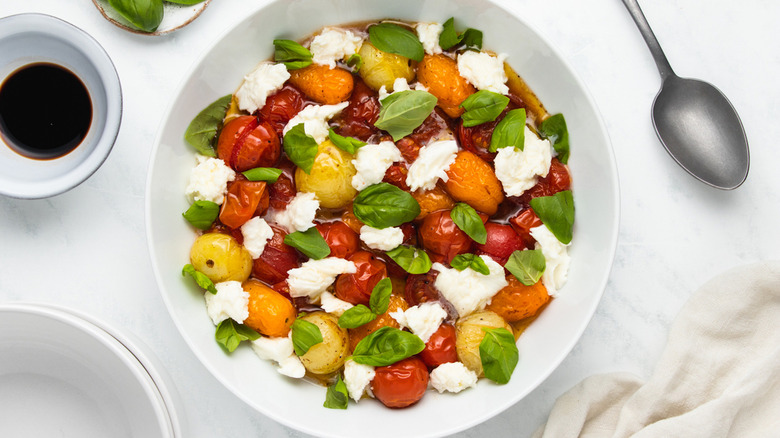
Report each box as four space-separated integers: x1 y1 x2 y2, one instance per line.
0 304 173 438
146 0 619 436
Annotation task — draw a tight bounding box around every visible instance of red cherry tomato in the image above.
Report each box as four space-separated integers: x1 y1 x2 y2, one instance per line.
509 207 543 248
217 115 281 172
218 179 269 229
336 78 380 141
334 251 387 305
252 226 301 284
395 137 421 163
519 158 571 203
315 221 359 259
404 271 440 306
418 210 473 264
457 117 498 163
258 85 308 137
394 108 453 163
419 323 457 368
383 162 410 191
267 158 297 210
474 222 526 265
371 357 429 408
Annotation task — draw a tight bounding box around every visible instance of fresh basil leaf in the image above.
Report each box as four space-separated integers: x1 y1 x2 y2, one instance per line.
284 227 331 260
479 327 518 384
539 113 570 164
182 264 217 294
353 183 420 229
328 128 365 155
242 167 282 183
489 108 526 152
182 200 219 230
368 23 424 62
460 28 483 50
347 53 363 71
504 250 546 286
215 319 260 353
184 94 231 157
165 0 205 4
369 277 393 315
338 305 377 329
351 326 425 366
450 203 487 244
529 190 574 244
273 39 313 70
323 375 349 409
460 90 509 127
450 254 490 275
291 318 323 356
283 123 318 174
439 17 483 51
107 0 163 32
375 90 438 141
386 245 432 274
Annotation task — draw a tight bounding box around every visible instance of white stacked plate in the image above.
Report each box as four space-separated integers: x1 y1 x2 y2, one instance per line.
0 303 183 437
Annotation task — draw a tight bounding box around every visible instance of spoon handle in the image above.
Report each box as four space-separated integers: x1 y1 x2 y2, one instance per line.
621 0 675 79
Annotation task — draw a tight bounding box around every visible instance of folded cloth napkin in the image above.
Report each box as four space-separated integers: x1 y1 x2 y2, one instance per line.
533 261 780 438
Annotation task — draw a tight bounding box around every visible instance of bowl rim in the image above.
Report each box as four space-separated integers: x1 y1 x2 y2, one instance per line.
144 0 620 435
0 13 122 199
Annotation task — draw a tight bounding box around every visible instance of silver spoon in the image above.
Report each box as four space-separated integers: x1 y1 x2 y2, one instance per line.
621 0 749 190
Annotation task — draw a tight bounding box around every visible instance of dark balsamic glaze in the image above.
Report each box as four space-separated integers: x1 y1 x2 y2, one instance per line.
0 63 92 160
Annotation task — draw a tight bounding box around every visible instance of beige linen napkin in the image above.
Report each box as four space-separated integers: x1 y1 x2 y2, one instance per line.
533 261 780 438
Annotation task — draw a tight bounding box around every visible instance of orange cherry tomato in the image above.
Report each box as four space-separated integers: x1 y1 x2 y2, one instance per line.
486 275 550 322
288 64 354 105
419 323 457 368
315 221 359 259
217 115 281 172
372 357 429 408
418 210 474 264
252 226 301 284
334 251 387 305
219 178 269 229
243 280 296 337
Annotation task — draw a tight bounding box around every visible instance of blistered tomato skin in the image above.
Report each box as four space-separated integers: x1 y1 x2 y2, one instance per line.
243 280 296 338
217 115 281 172
404 271 440 307
334 251 387 306
417 54 475 118
372 357 429 408
420 323 458 368
219 179 269 229
315 221 359 259
258 84 308 137
252 226 301 284
519 158 571 203
486 275 550 322
475 222 527 266
418 210 474 264
268 159 297 210
288 64 354 105
444 151 504 216
336 77 380 141
509 207 543 248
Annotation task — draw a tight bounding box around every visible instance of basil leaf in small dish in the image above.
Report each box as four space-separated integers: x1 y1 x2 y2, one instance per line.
450 202 487 244
283 123 318 174
242 167 283 183
489 108 526 152
107 0 164 32
323 375 349 409
450 253 490 275
183 94 231 157
504 250 546 286
182 200 219 230
479 327 518 384
351 326 425 367
460 90 510 127
375 90 437 141
338 305 377 329
328 128 366 155
291 318 323 356
215 319 260 353
182 263 216 294
539 113 570 164
529 190 575 244
386 245 432 275
352 183 420 229
368 23 424 62
273 39 313 70
284 227 331 260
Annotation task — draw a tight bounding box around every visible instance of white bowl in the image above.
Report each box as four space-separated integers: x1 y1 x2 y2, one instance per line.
0 303 181 437
146 0 619 436
0 14 122 199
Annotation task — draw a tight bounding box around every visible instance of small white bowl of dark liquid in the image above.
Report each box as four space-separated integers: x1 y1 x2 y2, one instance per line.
0 13 122 199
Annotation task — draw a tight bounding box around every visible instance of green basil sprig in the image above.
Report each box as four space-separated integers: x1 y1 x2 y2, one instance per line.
353 183 420 229
338 278 393 329
386 245 432 274
375 90 438 141
479 327 519 384
328 128 365 155
539 113 570 164
368 23 424 62
450 253 490 275
529 190 574 244
184 94 231 156
504 250 546 285
291 318 323 356
323 375 349 409
351 326 425 366
182 264 216 294
439 17 483 51
215 319 260 353
283 123 319 174
460 90 510 127
107 0 164 32
347 54 363 71
283 227 331 260
243 167 283 183
489 108 526 152
450 203 487 244
273 39 313 70
182 200 219 230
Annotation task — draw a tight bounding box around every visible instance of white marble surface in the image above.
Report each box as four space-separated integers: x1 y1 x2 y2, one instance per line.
1 0 778 436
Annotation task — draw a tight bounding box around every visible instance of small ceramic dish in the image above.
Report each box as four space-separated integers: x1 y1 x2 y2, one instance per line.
0 303 182 437
0 13 122 199
92 0 212 36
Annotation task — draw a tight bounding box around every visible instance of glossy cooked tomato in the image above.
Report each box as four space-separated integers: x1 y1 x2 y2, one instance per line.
315 221 359 259
371 356 429 408
419 323 457 368
252 226 301 284
219 178 269 229
509 207 543 248
334 251 387 305
335 77 380 141
519 158 571 203
418 210 474 264
474 222 527 265
382 162 410 191
258 84 308 137
217 115 281 172
404 271 440 306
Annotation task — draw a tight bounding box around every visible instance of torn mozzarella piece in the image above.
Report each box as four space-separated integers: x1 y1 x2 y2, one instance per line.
283 102 349 144
319 291 354 317
240 217 274 259
430 362 478 393
204 281 249 325
432 256 508 317
530 225 570 296
287 257 357 299
271 191 319 233
405 140 458 191
359 225 404 251
185 155 235 205
389 302 447 343
457 51 509 95
251 335 306 378
235 62 290 113
494 126 552 197
310 27 363 68
343 359 375 402
351 141 402 191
